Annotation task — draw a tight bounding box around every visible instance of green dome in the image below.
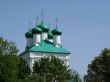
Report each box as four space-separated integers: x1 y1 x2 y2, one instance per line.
52 27 62 35
48 31 53 39
25 31 33 38
38 22 49 32
31 26 42 34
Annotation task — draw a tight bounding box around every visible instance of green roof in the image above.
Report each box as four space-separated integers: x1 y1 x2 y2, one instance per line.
52 27 62 35
25 31 33 38
38 22 49 32
48 31 53 39
31 25 42 34
20 40 70 55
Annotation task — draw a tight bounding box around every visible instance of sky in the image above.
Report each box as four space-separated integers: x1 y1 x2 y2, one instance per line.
0 0 110 77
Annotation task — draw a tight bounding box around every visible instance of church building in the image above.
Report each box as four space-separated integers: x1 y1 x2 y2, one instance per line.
20 19 70 69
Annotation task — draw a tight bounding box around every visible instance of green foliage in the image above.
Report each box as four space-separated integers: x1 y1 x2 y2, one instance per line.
0 37 18 55
0 37 30 82
84 48 110 82
0 55 30 82
28 74 46 82
17 58 30 80
0 37 82 82
72 71 82 82
33 56 81 82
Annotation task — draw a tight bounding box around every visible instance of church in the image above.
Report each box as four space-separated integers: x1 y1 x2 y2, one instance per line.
20 19 70 70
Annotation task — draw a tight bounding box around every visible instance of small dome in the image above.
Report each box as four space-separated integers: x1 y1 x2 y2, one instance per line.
38 22 49 32
25 31 33 38
48 31 53 39
52 27 62 35
31 25 42 34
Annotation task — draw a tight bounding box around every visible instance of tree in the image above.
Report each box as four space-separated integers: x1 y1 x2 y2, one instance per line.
84 48 110 82
0 37 30 82
17 58 30 80
28 74 46 82
33 56 81 82
72 71 82 82
0 37 82 82
0 55 30 82
0 37 18 55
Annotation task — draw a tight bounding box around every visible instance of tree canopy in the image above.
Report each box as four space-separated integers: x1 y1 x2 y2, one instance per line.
0 37 30 82
33 56 82 82
0 53 30 82
0 37 82 82
0 37 18 55
84 48 110 82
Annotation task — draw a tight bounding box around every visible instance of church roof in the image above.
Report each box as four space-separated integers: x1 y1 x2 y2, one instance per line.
20 40 70 56
52 26 62 35
25 30 33 38
38 22 49 32
48 31 53 39
31 25 42 34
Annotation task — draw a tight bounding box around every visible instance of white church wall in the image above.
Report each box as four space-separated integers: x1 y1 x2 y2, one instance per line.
30 52 43 58
33 34 41 45
20 52 32 68
21 52 69 70
27 38 32 47
20 52 30 59
29 52 69 69
53 35 61 47
48 39 53 42
41 32 48 40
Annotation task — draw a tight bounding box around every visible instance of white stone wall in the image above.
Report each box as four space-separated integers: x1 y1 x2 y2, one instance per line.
41 32 48 40
27 38 32 47
48 39 53 42
53 35 61 47
33 34 41 45
21 52 69 70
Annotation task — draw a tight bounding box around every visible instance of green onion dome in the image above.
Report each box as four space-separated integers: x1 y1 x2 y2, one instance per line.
38 22 49 32
25 46 30 50
48 31 53 39
25 31 33 38
52 27 62 35
31 25 42 34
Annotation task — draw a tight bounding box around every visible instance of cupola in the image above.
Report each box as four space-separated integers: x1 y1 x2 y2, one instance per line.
52 26 62 47
38 21 49 40
48 31 53 39
52 26 62 35
25 29 33 48
31 25 42 34
25 31 33 38
48 31 53 42
31 25 42 46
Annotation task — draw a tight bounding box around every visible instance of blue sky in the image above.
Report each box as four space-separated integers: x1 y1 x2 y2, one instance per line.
0 0 110 77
